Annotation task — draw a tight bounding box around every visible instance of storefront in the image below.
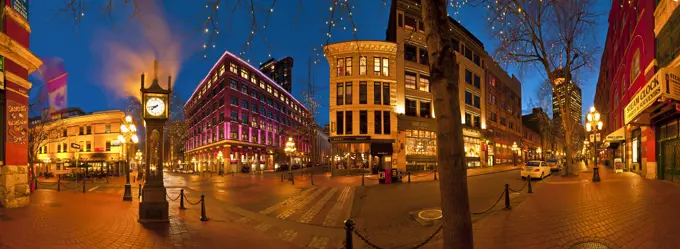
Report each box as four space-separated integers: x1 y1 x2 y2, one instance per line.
397 118 437 172
605 127 626 171
463 128 482 168
624 66 680 180
330 136 387 175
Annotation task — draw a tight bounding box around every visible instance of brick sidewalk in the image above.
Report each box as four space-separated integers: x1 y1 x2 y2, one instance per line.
422 166 680 248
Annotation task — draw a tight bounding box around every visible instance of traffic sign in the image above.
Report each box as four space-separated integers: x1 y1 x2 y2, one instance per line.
71 143 81 149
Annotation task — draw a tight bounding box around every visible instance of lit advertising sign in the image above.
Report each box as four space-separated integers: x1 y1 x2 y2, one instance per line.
12 0 28 20
624 67 680 124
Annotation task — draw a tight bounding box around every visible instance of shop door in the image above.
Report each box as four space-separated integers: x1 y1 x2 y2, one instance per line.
661 140 680 182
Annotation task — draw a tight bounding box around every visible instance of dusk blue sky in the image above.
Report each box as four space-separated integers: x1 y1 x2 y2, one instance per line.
29 1 610 125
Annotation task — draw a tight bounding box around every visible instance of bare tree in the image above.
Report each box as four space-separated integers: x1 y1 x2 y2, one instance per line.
27 86 68 180
482 0 600 176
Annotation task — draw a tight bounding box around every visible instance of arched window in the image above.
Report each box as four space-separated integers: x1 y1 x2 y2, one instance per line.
630 49 641 84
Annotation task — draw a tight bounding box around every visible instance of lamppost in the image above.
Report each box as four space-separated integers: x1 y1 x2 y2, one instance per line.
217 151 224 176
284 137 296 179
118 115 139 201
586 106 603 183
537 147 543 161
135 150 143 180
511 142 519 166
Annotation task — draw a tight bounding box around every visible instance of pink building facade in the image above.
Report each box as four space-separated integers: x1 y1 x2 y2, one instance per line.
184 51 310 173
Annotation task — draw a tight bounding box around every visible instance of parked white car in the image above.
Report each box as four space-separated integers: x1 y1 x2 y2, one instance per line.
521 161 552 180
545 159 562 171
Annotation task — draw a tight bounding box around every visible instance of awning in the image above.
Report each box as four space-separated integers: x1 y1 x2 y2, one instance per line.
370 143 393 156
605 127 625 142
624 66 680 124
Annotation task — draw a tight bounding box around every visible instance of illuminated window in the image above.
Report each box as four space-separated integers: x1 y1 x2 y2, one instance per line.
259 80 265 89
273 89 279 98
374 57 381 75
345 57 353 76
336 58 344 76
240 68 249 79
212 73 218 83
250 75 257 84
267 84 272 93
230 63 238 74
405 72 416 89
630 49 640 84
382 58 389 76
359 56 367 75
419 75 430 92
220 64 226 75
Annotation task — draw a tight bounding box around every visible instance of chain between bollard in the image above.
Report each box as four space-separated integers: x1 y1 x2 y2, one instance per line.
508 181 528 192
347 220 443 249
184 195 202 206
471 188 506 215
410 171 434 178
166 192 182 201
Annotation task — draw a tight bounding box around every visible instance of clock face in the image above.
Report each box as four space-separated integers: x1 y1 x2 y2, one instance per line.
145 97 166 116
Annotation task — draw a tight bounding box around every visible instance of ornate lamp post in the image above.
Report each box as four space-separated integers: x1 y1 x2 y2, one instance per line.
217 151 224 176
586 106 603 183
537 147 543 161
118 115 139 201
511 142 519 166
284 137 297 178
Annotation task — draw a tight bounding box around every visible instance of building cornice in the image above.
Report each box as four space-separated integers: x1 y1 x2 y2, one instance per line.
6 71 31 89
4 5 31 33
0 32 42 73
324 40 398 56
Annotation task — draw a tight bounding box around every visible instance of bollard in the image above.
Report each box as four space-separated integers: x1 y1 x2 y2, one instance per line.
210 171 213 177
179 189 186 209
34 178 38 190
408 172 411 183
57 178 61 192
200 195 209 221
290 173 295 185
361 172 365 186
344 219 354 249
281 173 284 182
91 176 94 183
106 175 109 183
504 184 511 209
82 180 86 193
434 169 438 180
311 172 315 185
527 176 533 194
138 184 142 199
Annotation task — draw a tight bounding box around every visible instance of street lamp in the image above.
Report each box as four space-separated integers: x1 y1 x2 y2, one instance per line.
536 147 543 161
511 142 519 166
119 115 139 201
586 106 603 183
217 151 224 176
284 137 297 178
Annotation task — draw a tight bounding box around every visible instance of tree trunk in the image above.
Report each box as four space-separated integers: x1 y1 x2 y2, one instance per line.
561 82 573 176
422 0 474 248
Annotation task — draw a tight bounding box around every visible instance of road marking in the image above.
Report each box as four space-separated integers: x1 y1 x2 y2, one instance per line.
322 187 352 227
307 236 330 249
87 186 99 192
235 217 252 225
277 187 328 219
278 230 298 242
299 188 338 223
260 187 318 215
253 223 272 233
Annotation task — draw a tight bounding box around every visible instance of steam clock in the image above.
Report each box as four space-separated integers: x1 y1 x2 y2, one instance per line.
138 61 171 222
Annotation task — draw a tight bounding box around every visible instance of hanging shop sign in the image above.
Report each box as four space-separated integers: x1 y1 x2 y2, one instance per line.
12 0 28 20
605 127 625 142
625 67 680 124
7 100 28 144
0 56 4 90
330 136 370 142
462 128 481 138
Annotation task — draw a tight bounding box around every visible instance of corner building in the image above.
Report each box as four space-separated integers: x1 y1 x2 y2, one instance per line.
323 41 398 173
184 51 310 174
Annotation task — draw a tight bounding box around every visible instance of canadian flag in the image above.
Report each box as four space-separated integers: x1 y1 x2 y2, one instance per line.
47 73 68 112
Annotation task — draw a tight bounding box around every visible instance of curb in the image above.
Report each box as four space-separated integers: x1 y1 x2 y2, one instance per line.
468 168 520 177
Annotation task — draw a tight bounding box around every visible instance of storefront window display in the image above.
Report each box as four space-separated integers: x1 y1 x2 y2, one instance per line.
405 130 437 156
465 136 481 167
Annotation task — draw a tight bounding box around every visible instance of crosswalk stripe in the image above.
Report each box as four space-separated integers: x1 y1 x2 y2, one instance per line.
307 236 331 249
277 187 328 219
299 188 338 223
88 186 100 192
322 187 352 227
260 187 318 215
278 229 298 242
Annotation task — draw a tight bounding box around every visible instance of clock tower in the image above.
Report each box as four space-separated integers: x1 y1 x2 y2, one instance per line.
139 60 172 222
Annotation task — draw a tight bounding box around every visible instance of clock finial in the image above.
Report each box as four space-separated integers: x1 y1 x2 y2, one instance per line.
153 60 158 80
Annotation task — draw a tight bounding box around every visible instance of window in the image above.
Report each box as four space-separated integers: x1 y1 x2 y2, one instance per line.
250 75 257 84
382 83 390 105
405 45 417 62
630 49 640 83
473 54 481 66
473 75 480 89
86 141 92 152
465 91 472 105
230 78 238 89
345 57 353 76
346 111 353 134
241 100 249 109
219 97 225 106
398 13 403 27
230 96 238 106
464 47 472 60
219 111 224 122
240 83 248 93
406 98 417 116
405 15 416 30
220 64 226 75
405 72 417 89
345 82 353 104
359 56 367 75
105 124 110 134
383 111 391 134
241 130 249 141
267 84 272 93
337 83 344 105
360 111 368 134
474 115 481 128
79 127 84 135
420 101 431 118
419 76 430 92
336 111 344 135
252 103 258 113
57 144 61 153
359 82 367 104
250 88 257 98
465 113 472 126
337 58 345 76
106 141 111 151
374 82 382 104
419 48 428 65
230 63 238 74
86 126 92 134
259 80 266 89
451 39 459 52
418 20 424 31
374 57 381 75
382 58 389 76
374 111 382 134
240 68 249 79
465 70 472 85
260 106 266 116
230 111 238 121
241 113 249 124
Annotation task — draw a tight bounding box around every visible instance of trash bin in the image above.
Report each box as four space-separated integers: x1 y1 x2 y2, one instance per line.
378 169 387 184
390 169 402 183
